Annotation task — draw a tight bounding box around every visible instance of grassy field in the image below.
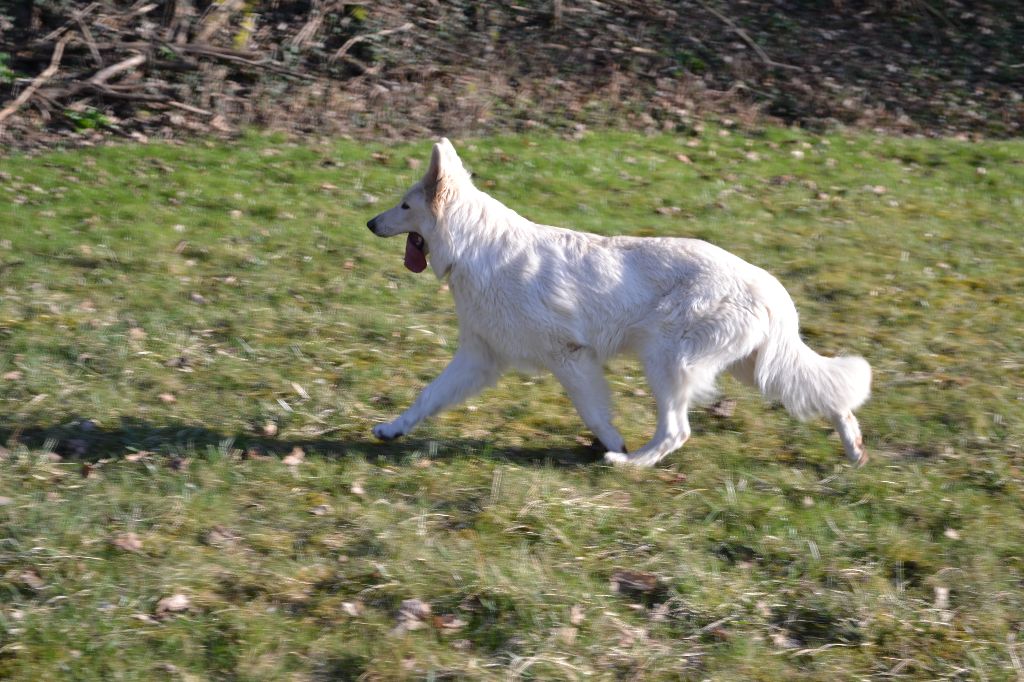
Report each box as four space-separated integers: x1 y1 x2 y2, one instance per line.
1 127 1022 680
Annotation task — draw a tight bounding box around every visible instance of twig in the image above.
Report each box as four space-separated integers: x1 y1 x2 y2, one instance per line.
166 100 213 116
75 8 104 67
39 2 99 43
195 0 247 43
90 53 147 86
694 0 803 72
170 43 317 80
330 22 414 63
0 34 73 128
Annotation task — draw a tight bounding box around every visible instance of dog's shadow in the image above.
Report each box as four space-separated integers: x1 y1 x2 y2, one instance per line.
0 417 606 468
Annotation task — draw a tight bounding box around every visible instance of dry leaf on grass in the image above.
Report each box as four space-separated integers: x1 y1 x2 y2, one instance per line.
310 504 333 516
168 456 190 472
112 532 143 553
350 480 366 496
19 570 45 591
555 626 577 645
281 447 304 466
708 398 737 418
433 614 467 632
610 569 659 596
391 598 431 635
155 593 190 616
204 526 240 548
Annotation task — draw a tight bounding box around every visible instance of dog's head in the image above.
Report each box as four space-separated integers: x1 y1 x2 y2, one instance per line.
366 138 470 274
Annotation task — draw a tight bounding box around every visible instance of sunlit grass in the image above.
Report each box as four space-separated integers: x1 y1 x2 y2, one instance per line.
1 128 1022 679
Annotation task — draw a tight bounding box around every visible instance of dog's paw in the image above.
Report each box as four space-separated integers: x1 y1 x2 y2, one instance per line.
603 451 631 466
372 422 405 441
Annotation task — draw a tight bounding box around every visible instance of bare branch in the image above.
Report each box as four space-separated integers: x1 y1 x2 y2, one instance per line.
0 34 74 128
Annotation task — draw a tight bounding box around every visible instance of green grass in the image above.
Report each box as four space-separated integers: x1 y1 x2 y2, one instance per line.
1 128 1022 680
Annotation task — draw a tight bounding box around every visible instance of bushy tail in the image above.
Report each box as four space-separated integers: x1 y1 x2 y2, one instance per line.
754 297 871 422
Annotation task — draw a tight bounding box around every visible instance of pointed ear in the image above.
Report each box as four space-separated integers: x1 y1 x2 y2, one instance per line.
422 142 443 203
437 137 463 170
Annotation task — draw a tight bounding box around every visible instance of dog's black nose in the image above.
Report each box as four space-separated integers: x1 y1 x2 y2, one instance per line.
366 217 378 233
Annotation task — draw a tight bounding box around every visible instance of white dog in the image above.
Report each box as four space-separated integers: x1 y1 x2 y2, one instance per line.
367 139 870 467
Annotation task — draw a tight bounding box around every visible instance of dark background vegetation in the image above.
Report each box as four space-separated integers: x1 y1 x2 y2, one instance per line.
1 0 1022 150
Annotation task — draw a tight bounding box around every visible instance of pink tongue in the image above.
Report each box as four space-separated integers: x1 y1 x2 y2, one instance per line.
404 234 427 273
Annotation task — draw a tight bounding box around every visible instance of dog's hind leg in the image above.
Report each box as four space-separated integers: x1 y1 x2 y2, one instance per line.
605 352 699 467
831 410 867 466
552 354 627 453
373 340 502 441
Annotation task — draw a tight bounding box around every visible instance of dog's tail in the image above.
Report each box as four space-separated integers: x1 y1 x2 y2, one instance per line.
752 283 871 423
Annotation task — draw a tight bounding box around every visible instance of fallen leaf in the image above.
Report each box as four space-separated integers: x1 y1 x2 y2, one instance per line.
391 598 431 634
261 422 278 437
124 451 152 462
282 447 305 466
112 532 143 553
204 526 240 548
310 504 333 516
19 570 45 591
341 601 362 617
708 398 736 418
655 206 682 216
570 604 585 625
291 382 310 400
675 153 693 164
771 631 800 649
944 528 960 540
350 480 366 496
155 593 190 616
610 569 659 595
168 456 189 472
158 393 176 404
655 470 687 484
128 327 147 340
433 614 467 632
556 626 577 645
2 370 23 381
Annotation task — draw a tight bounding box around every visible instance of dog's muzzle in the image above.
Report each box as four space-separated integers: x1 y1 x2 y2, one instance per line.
367 217 380 235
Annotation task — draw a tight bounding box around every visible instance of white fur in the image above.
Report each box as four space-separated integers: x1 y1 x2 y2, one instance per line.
367 139 871 467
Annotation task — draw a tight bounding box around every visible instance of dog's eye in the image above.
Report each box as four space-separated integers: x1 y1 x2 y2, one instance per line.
401 202 410 210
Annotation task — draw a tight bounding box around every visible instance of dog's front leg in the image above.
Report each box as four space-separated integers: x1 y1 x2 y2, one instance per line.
551 352 627 453
373 341 502 441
